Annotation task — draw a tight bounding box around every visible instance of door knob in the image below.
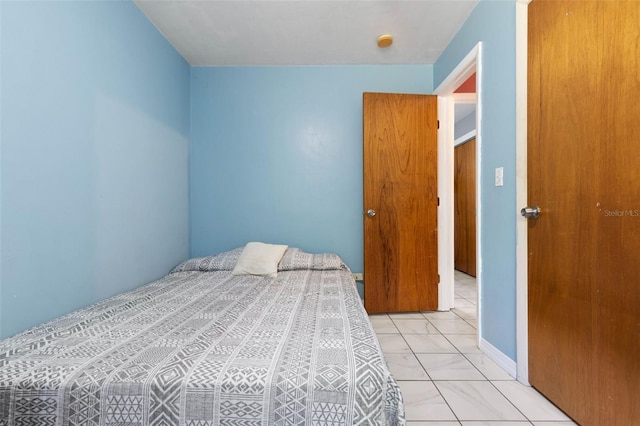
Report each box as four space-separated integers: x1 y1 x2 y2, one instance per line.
367 209 377 218
521 206 541 219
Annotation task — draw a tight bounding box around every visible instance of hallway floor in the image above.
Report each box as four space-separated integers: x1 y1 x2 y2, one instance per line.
369 271 576 425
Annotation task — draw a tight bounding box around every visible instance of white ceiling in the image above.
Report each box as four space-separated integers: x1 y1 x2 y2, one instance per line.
133 0 479 66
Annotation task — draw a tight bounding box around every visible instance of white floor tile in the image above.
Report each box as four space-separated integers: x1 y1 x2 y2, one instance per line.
464 353 515 381
393 319 439 334
453 298 475 308
369 315 400 333
423 311 461 321
367 274 575 425
385 353 429 380
416 354 485 380
404 334 459 354
377 333 413 354
429 319 476 335
444 335 482 354
455 288 477 299
454 271 476 282
452 307 477 320
435 381 527 421
492 381 572 422
389 312 426 320
397 381 457 421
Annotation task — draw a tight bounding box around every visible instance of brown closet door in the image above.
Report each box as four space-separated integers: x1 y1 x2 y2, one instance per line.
363 93 438 313
454 138 476 277
528 1 640 424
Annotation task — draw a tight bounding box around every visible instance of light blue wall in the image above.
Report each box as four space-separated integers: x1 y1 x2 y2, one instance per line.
0 1 190 338
435 0 518 360
190 66 433 271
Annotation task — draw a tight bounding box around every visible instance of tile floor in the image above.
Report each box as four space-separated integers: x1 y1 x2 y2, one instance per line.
370 271 577 426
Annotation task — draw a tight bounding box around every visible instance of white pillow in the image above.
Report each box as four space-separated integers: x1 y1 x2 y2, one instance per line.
231 242 289 277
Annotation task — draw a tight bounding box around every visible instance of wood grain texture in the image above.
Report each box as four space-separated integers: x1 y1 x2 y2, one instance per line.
454 138 476 277
363 92 438 313
528 1 640 424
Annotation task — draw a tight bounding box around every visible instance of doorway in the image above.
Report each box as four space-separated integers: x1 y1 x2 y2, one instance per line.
453 89 477 279
435 43 483 351
453 75 479 347
453 99 478 338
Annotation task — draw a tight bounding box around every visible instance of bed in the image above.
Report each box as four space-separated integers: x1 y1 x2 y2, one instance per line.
0 246 404 426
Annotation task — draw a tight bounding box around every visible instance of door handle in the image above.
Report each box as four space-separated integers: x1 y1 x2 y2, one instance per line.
367 209 377 218
521 206 541 219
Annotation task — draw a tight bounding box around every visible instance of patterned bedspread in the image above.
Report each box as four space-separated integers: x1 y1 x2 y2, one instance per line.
0 248 404 426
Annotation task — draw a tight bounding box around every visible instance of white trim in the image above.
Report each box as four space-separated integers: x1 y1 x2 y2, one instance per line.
515 0 531 385
473 46 483 350
455 130 476 147
434 43 482 349
480 338 518 379
436 46 480 94
436 96 454 311
452 93 477 104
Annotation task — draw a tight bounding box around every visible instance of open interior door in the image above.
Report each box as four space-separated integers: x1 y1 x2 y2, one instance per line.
363 92 439 313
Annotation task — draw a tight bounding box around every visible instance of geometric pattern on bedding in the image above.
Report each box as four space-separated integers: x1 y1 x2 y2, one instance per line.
0 252 404 426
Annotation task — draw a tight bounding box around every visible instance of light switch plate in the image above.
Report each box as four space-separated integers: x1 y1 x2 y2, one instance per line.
495 167 504 187
352 273 364 281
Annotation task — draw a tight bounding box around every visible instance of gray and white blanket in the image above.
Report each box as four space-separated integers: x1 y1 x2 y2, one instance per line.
0 248 404 426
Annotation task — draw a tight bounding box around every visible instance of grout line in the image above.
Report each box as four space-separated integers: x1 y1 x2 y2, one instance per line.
487 379 536 424
432 382 461 424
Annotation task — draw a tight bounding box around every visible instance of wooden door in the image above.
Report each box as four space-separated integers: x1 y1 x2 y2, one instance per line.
454 138 476 277
528 1 640 424
363 93 438 313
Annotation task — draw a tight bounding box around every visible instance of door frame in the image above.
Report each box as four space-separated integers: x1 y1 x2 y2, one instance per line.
435 43 482 343
515 0 531 385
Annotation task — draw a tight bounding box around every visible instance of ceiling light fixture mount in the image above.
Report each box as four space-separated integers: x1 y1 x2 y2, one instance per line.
377 34 393 48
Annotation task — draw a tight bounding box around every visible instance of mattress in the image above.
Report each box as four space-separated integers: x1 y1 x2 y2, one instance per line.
0 248 404 426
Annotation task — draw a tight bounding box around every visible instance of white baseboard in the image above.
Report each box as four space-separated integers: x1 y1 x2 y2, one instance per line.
479 338 518 379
